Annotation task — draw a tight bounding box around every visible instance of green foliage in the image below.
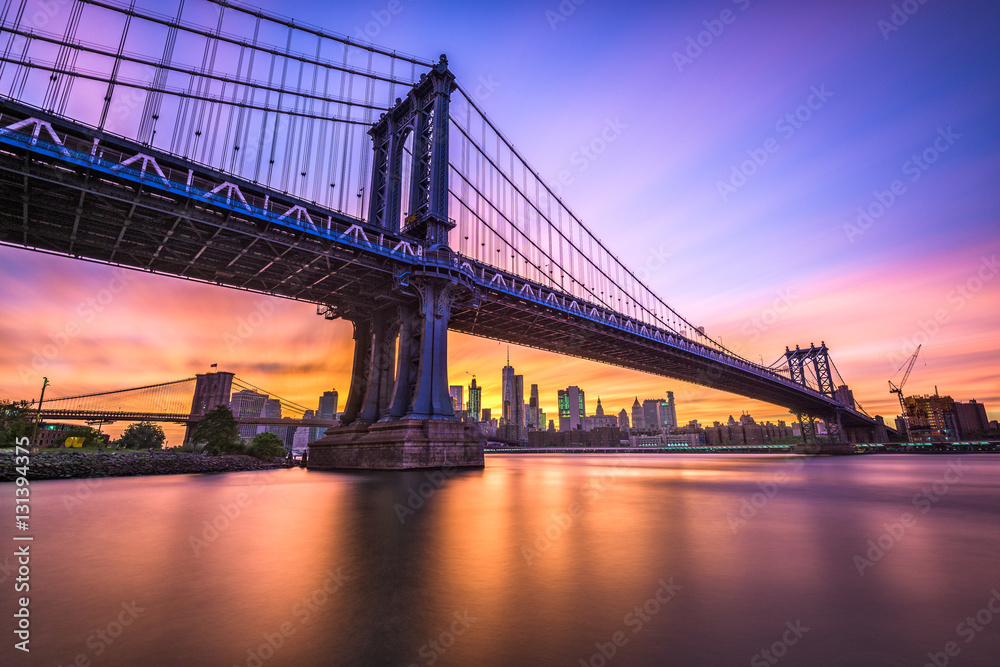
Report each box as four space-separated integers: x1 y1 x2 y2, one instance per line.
192 405 244 456
58 425 103 448
116 421 166 450
770 436 805 445
0 400 34 448
246 431 287 460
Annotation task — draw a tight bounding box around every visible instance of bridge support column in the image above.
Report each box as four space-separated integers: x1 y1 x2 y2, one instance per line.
407 278 458 420
338 316 372 426
308 277 483 471
357 309 400 423
386 303 421 419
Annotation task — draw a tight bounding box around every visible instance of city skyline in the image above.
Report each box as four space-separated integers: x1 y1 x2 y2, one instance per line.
1 0 997 440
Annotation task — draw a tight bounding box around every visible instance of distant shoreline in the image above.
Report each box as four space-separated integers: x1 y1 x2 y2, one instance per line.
0 450 294 481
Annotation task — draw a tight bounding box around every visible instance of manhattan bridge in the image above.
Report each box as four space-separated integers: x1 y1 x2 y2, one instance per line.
0 0 890 466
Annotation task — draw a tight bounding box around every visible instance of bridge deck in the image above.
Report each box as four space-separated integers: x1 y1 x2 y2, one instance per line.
0 100 881 430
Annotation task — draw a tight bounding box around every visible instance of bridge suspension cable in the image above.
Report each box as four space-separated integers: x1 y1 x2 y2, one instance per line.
447 87 751 362
0 0 422 216
37 377 198 415
231 377 308 416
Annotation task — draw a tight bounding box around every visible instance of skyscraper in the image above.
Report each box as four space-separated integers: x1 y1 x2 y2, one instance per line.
449 385 464 412
502 353 515 426
834 385 855 410
631 398 644 430
468 378 482 422
558 386 586 431
953 399 990 435
642 399 662 432
263 398 283 439
230 389 267 442
529 384 540 429
501 351 526 441
318 390 338 419
664 391 677 430
514 375 525 438
315 389 339 441
618 409 629 429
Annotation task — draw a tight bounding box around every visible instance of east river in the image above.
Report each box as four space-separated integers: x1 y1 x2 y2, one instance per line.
2 454 999 666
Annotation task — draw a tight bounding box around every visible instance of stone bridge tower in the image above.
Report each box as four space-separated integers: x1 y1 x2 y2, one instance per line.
308 56 484 470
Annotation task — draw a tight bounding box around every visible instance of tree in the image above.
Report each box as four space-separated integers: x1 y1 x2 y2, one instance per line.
191 405 244 455
0 400 34 448
116 422 166 450
58 425 103 448
246 431 287 460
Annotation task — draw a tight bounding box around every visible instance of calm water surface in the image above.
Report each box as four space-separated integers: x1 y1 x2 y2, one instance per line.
3 454 1000 666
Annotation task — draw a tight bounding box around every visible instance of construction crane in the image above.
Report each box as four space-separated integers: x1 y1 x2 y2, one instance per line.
888 344 921 442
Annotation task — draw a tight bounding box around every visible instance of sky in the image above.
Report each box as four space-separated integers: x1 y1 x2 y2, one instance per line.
2 0 999 442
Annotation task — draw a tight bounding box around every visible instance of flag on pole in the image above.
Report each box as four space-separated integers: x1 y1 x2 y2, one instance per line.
210 364 218 368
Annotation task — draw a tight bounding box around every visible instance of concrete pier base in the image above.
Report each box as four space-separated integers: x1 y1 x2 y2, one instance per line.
307 419 485 470
793 441 856 456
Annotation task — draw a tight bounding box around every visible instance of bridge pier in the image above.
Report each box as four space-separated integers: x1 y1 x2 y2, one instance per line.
308 282 483 470
307 57 483 471
184 371 235 444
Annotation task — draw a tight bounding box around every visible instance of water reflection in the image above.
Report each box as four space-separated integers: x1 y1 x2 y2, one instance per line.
3 454 999 666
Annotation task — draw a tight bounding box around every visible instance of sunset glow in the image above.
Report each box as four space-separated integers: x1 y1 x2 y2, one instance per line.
2 0 997 442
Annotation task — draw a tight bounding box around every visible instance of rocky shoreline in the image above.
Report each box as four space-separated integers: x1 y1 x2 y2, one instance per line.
0 451 295 481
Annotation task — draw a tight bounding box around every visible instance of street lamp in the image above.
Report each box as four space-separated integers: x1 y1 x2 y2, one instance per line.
30 377 50 450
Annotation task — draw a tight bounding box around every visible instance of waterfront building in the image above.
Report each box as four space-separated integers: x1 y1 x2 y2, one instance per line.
529 384 540 429
558 386 586 431
953 399 990 435
835 385 855 410
449 385 464 412
230 389 267 441
631 398 644 430
904 393 959 441
468 378 482 422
